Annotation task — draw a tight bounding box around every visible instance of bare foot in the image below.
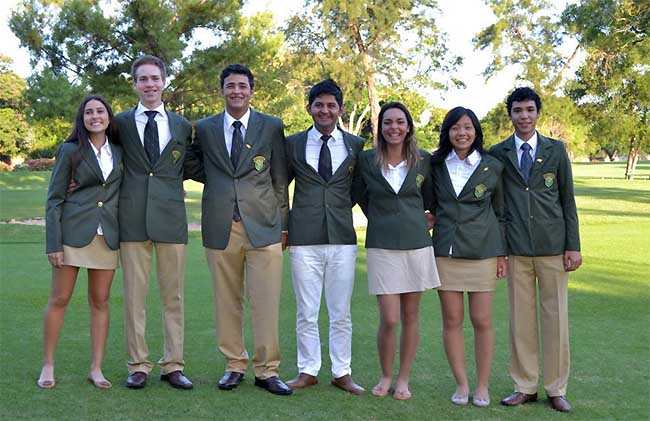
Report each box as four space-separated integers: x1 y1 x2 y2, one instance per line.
371 377 391 397
87 369 112 389
37 366 55 389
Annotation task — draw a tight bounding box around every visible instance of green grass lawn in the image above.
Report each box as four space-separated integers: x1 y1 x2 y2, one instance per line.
1 163 649 420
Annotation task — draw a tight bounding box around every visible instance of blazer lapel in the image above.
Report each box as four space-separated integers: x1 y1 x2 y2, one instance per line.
503 134 530 182
80 144 104 182
124 108 151 166
105 144 122 183
331 132 356 180
438 161 459 199
457 159 489 198
297 129 325 184
209 113 234 174
531 133 552 181
238 109 260 170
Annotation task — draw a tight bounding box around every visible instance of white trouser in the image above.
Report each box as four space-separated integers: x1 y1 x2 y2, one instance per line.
289 244 357 378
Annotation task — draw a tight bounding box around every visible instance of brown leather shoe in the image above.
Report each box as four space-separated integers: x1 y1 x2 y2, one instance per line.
125 371 147 389
254 376 293 395
218 371 244 390
286 373 318 389
501 391 537 406
549 395 571 412
331 374 365 395
161 370 193 389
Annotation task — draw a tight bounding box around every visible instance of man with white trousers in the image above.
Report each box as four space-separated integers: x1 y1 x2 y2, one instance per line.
284 79 365 394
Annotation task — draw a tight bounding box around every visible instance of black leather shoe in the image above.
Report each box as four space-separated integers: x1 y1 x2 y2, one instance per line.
125 371 147 389
255 376 293 396
160 371 193 390
218 371 244 390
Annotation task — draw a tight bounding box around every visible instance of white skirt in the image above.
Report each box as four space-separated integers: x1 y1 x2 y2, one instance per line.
367 246 440 295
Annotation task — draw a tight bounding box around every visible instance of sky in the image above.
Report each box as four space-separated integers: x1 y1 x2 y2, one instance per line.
1 0 574 118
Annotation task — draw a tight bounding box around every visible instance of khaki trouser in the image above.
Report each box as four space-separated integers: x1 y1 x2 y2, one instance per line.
507 255 570 397
205 221 283 379
121 241 186 375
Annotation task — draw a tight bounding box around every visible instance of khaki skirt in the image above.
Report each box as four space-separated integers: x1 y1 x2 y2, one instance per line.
436 256 497 292
63 235 119 270
367 246 441 295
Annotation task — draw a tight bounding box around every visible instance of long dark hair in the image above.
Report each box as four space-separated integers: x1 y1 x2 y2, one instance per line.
431 106 484 163
375 101 420 169
65 95 117 172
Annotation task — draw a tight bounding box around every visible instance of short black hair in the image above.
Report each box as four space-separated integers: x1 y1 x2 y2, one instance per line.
220 64 254 89
308 79 343 107
506 87 542 115
432 106 484 162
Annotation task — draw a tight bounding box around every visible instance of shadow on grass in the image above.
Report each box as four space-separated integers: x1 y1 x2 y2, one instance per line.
574 180 650 204
579 207 650 218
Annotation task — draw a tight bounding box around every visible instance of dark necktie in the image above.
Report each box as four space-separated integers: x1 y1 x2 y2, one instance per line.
318 134 333 182
231 121 243 221
144 110 159 165
520 142 533 182
231 121 243 168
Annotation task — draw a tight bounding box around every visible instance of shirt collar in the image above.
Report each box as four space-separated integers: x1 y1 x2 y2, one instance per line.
88 137 112 157
446 149 481 165
514 131 538 151
225 108 251 130
387 160 407 170
308 126 343 143
135 102 167 120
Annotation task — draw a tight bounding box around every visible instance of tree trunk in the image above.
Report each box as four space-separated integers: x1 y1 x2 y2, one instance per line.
624 136 639 179
362 54 380 146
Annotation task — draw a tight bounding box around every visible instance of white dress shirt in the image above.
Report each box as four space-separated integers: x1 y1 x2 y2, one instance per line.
134 102 172 153
514 131 538 168
223 109 251 156
445 149 482 197
306 127 348 174
89 138 113 235
382 160 408 194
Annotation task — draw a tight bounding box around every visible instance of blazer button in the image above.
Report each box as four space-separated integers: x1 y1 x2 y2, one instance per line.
149 172 154 177
529 215 534 219
102 183 106 188
525 187 529 191
98 201 104 208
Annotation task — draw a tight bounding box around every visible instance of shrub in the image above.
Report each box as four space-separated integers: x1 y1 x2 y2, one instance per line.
0 161 13 172
28 117 71 159
22 158 55 171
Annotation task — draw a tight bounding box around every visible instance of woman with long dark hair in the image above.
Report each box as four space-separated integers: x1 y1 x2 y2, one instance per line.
353 102 440 400
39 95 122 389
430 106 506 407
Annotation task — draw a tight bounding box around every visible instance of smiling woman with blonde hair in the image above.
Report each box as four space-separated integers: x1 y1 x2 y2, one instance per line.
353 101 440 400
39 95 122 390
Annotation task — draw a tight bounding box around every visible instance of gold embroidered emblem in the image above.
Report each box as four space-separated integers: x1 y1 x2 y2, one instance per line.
253 155 265 172
544 172 555 188
416 174 424 188
171 150 181 164
475 183 487 198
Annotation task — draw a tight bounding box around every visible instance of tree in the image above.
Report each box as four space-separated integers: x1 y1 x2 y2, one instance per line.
474 0 589 155
0 55 30 163
9 0 287 117
284 0 459 144
564 0 650 178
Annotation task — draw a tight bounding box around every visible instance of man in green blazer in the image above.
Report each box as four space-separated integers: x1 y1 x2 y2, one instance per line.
490 87 582 412
116 55 193 390
284 79 365 394
184 64 291 395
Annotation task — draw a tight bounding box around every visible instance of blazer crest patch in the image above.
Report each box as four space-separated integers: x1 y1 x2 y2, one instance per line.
543 172 555 187
416 174 424 188
253 155 266 172
474 183 487 198
171 150 181 164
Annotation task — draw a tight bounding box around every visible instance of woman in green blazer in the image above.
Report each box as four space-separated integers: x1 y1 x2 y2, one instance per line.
40 95 122 390
430 107 506 407
353 102 440 400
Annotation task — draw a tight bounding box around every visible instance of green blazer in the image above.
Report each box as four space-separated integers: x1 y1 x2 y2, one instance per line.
285 128 365 246
46 141 122 253
489 133 580 256
352 149 433 250
184 109 289 249
430 153 506 259
114 108 192 244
